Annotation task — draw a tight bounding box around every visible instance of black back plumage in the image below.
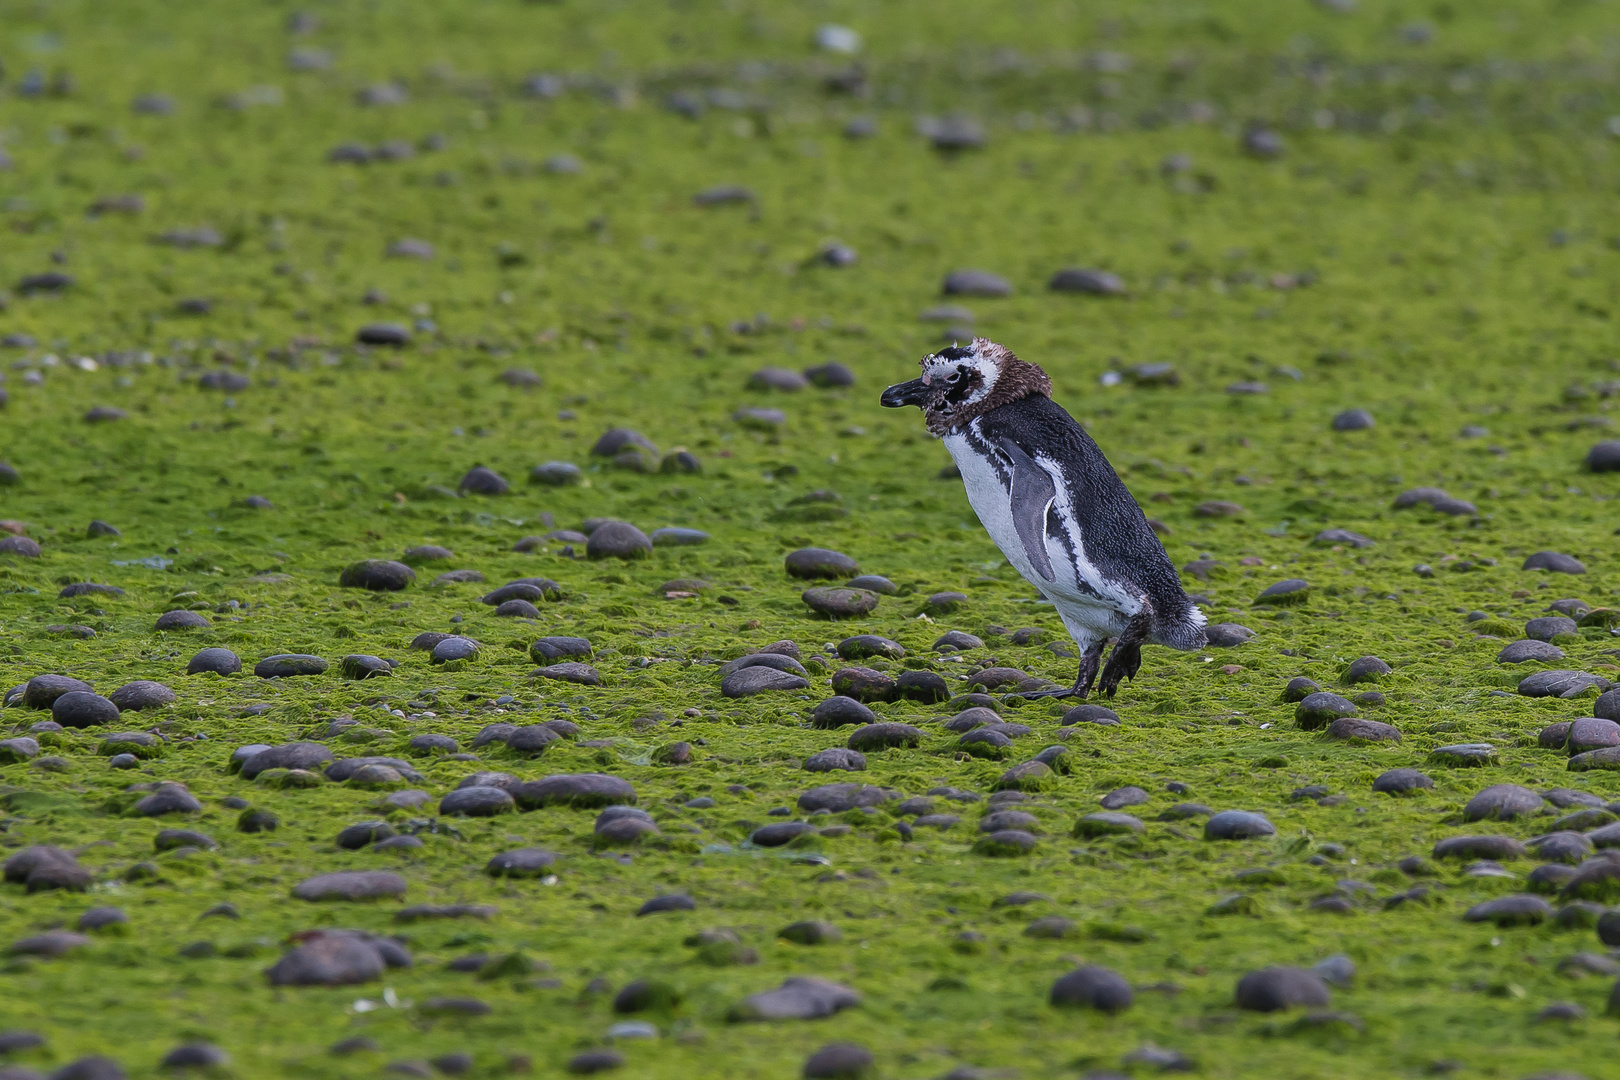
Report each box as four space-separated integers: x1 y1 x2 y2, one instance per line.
971 394 1198 647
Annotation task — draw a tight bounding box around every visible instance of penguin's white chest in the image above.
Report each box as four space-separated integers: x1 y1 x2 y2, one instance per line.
941 429 1137 633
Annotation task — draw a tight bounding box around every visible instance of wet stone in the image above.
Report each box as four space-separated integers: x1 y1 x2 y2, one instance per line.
1073 812 1144 838
1433 835 1527 860
1295 692 1356 730
1234 967 1331 1012
1205 811 1276 840
1205 623 1254 647
530 662 601 686
1463 894 1551 926
804 749 866 773
1430 743 1499 767
721 667 809 697
847 722 923 751
1331 409 1374 432
1523 551 1586 574
587 522 652 560
1520 670 1613 699
1526 616 1579 642
188 647 242 675
340 560 415 591
1372 768 1433 794
1326 717 1401 742
786 548 859 579
1344 655 1391 682
1282 677 1321 702
810 697 874 729
1499 640 1565 664
1567 718 1620 754
154 610 210 630
254 654 327 678
1061 704 1121 726
292 871 407 901
51 692 119 728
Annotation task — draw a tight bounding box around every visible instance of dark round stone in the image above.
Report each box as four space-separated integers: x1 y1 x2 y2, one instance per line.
1523 551 1586 574
589 429 657 457
751 821 817 847
566 1050 624 1075
802 1043 873 1080
786 548 859 579
108 681 175 711
254 654 328 678
57 582 124 599
797 783 897 813
408 734 458 756
485 849 556 878
803 587 879 618
340 654 393 679
357 323 411 346
1463 784 1544 821
1463 894 1551 926
1061 704 1120 726
155 610 211 630
511 773 636 809
530 636 591 662
1522 620 1578 648
944 707 1000 732
187 648 241 675
0 536 42 557
1498 640 1565 664
845 575 895 595
494 599 542 618
805 362 856 388
1432 835 1526 860
1325 717 1401 742
483 582 549 605
431 637 480 664
292 870 408 901
51 692 119 728
933 630 984 652
847 722 922 751
1568 718 1620 754
135 785 202 816
586 521 652 560
1313 528 1374 548
836 635 904 660
1372 768 1433 794
529 661 601 685
336 821 396 850
1331 408 1374 431
439 786 516 816
1255 578 1310 606
458 466 508 495
895 670 949 704
1586 441 1620 472
721 666 810 697
238 809 278 833
1204 811 1276 840
1344 655 1391 682
339 560 415 591
1520 670 1613 698
1597 689 1620 722
651 527 708 545
401 544 454 564
1049 267 1126 296
1204 623 1254 647
1282 677 1320 702
830 667 896 703
530 461 583 486
1295 692 1356 730
238 742 334 779
1235 968 1330 1011
942 269 1012 297
810 697 875 728
1050 965 1134 1012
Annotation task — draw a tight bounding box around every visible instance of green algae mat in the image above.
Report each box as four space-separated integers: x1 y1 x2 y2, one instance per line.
5 1 1620 1077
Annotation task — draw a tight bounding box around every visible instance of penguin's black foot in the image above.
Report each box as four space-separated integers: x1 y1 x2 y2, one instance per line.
1097 642 1142 699
1020 641 1106 700
1097 613 1150 699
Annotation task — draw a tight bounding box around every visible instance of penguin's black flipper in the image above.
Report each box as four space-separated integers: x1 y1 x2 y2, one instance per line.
996 438 1056 582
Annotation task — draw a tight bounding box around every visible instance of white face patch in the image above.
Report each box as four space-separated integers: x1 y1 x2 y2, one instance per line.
921 346 999 411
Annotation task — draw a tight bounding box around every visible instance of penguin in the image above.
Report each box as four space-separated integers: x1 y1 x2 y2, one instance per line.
881 338 1206 698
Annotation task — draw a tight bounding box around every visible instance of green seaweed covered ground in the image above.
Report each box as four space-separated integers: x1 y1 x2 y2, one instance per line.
2 0 1620 1076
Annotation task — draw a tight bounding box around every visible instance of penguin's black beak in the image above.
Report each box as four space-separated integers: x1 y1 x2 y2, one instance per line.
881 377 929 409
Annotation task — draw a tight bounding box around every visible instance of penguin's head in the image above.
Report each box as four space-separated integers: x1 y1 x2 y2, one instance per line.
881 338 1051 434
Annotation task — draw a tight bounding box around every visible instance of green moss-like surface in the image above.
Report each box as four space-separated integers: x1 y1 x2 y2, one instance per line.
0 1 1618 1076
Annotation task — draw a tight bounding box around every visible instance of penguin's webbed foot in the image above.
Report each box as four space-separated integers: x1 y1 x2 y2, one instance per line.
1097 642 1142 698
1097 612 1151 699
